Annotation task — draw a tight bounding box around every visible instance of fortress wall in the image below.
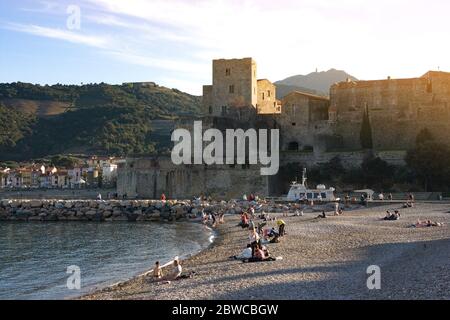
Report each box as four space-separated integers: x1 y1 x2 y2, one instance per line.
280 150 406 168
117 158 269 199
331 73 450 150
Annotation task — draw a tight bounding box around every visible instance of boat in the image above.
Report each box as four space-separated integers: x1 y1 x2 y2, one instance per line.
286 168 336 202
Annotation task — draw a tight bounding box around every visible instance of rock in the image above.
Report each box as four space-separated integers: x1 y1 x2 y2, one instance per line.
103 210 113 218
112 209 122 217
126 213 139 222
55 202 64 209
43 214 58 222
65 202 74 209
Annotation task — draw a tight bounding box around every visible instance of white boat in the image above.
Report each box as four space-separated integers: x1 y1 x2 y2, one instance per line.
286 168 336 202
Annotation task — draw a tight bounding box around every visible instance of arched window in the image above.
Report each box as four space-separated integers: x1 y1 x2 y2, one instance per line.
288 141 299 151
208 106 213 114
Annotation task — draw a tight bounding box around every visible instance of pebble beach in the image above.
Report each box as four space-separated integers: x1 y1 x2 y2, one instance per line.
80 202 450 300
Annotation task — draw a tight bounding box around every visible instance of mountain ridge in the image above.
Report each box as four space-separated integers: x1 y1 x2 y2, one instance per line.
275 68 358 99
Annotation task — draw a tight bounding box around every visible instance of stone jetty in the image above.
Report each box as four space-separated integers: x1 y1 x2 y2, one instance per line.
0 198 342 222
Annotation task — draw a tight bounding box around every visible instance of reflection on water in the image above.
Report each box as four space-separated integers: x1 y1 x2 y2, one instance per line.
0 222 213 300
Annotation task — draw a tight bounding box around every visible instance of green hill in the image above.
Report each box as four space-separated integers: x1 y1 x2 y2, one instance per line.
0 82 201 161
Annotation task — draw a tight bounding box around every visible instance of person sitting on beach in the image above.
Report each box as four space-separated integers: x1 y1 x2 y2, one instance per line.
244 243 277 263
268 227 278 238
163 259 182 281
219 212 225 224
293 210 304 217
383 210 400 221
248 206 255 218
239 212 250 228
269 234 281 243
152 261 163 280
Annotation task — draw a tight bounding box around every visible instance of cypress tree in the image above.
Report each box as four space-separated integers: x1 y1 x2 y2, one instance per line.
360 105 373 150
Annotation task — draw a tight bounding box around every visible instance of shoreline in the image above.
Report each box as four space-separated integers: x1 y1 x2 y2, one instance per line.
75 221 218 299
81 202 450 300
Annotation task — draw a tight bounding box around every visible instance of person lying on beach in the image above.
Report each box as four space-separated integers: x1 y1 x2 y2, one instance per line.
317 211 327 219
411 219 444 228
232 244 253 260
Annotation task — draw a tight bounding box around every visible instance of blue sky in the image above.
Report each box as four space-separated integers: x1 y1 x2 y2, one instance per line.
1 0 450 95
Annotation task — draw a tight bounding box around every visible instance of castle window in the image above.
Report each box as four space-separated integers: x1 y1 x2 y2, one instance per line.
208 106 213 114
229 85 234 94
292 122 296 126
288 142 299 151
225 68 231 76
268 90 271 98
262 92 265 100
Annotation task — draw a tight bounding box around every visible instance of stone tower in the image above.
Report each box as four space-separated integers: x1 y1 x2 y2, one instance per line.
203 57 258 117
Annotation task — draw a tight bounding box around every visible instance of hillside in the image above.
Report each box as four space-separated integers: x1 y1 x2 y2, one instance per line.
0 82 201 161
275 69 358 98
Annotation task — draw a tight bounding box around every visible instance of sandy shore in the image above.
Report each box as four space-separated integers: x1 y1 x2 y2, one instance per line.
80 202 450 300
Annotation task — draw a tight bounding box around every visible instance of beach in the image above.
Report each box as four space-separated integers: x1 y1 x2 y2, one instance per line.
80 202 450 300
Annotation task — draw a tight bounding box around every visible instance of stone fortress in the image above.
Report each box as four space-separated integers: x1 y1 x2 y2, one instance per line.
203 57 450 153
117 58 450 199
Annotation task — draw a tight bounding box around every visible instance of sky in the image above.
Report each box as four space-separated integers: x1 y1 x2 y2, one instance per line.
1 0 450 95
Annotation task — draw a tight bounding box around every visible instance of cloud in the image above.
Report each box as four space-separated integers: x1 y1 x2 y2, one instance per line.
4 23 110 48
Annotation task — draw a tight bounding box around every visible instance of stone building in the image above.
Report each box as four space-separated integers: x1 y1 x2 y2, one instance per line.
276 91 330 152
331 71 450 150
202 58 280 119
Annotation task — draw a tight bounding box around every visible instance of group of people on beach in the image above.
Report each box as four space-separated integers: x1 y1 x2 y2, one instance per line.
150 258 196 284
234 206 285 263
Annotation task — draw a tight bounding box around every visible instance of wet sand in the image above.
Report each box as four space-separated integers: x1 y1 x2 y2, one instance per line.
80 202 450 300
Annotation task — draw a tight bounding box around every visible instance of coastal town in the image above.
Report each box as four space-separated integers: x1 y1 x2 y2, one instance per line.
0 156 123 190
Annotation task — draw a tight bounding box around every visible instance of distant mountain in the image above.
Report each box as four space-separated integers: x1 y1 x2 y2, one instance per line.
275 69 358 99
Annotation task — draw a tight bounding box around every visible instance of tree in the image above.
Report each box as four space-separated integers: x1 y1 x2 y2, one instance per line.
360 106 373 150
360 155 394 190
405 141 450 191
